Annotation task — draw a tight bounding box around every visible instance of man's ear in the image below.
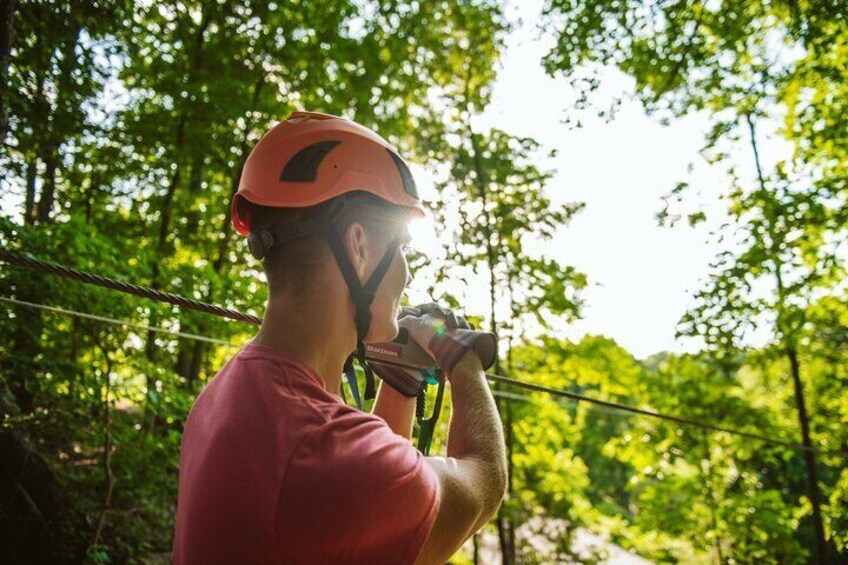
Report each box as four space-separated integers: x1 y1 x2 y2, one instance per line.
345 222 369 279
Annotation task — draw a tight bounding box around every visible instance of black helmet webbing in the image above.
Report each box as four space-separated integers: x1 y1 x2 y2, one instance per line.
320 199 402 406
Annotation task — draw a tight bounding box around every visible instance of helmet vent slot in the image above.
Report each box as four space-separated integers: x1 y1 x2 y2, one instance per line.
286 112 336 124
280 140 341 182
386 148 418 198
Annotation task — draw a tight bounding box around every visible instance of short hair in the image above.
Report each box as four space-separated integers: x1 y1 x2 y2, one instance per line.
246 192 410 297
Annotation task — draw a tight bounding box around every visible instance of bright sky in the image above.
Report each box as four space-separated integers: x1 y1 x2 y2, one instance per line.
410 0 790 359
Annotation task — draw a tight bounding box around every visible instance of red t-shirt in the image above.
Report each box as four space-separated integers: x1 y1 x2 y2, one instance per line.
172 343 439 564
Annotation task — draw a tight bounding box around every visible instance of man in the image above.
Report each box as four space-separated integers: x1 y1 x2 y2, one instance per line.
172 111 507 564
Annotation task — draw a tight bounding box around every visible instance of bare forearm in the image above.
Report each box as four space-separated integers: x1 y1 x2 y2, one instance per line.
371 381 416 439
445 352 507 504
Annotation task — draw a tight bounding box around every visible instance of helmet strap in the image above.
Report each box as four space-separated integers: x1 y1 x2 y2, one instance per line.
320 209 401 403
247 217 324 259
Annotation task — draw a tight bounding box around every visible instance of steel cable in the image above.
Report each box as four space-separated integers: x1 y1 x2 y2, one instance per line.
0 249 262 325
0 296 239 347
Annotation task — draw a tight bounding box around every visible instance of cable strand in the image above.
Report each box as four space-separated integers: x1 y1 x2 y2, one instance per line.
485 374 817 453
0 296 239 347
0 249 262 325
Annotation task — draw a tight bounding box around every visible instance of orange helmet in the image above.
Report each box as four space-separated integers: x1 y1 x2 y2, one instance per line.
232 110 425 236
232 111 425 406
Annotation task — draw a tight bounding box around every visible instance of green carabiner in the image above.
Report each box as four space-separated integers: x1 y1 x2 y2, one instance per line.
416 372 446 455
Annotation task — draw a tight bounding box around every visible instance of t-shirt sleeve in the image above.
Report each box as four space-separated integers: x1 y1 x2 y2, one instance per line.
276 409 440 565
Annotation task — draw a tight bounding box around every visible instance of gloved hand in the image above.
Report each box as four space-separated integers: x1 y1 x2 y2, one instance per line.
369 304 497 395
398 303 497 375
368 304 456 398
400 303 473 330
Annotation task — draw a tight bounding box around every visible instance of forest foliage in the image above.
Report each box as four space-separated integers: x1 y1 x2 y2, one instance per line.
0 1 845 563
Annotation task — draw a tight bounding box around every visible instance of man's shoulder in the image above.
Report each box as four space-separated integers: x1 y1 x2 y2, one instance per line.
190 344 335 430
229 343 322 382
214 344 325 396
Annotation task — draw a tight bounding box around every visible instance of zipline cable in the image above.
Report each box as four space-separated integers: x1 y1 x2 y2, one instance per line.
0 296 239 347
485 374 825 453
1 249 841 457
0 249 262 325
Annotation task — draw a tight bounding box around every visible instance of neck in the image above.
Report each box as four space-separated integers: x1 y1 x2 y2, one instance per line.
252 290 355 395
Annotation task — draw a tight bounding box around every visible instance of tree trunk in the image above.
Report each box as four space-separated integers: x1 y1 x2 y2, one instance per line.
143 103 186 435
34 18 81 224
787 345 827 564
144 154 182 364
496 402 515 564
24 157 37 224
746 114 828 564
700 432 725 564
35 146 57 222
83 170 101 223
179 76 265 384
468 124 516 565
90 332 115 552
145 5 212 366
0 0 16 148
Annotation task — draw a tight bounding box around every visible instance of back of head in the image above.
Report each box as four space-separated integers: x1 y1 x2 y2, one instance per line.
244 192 411 298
